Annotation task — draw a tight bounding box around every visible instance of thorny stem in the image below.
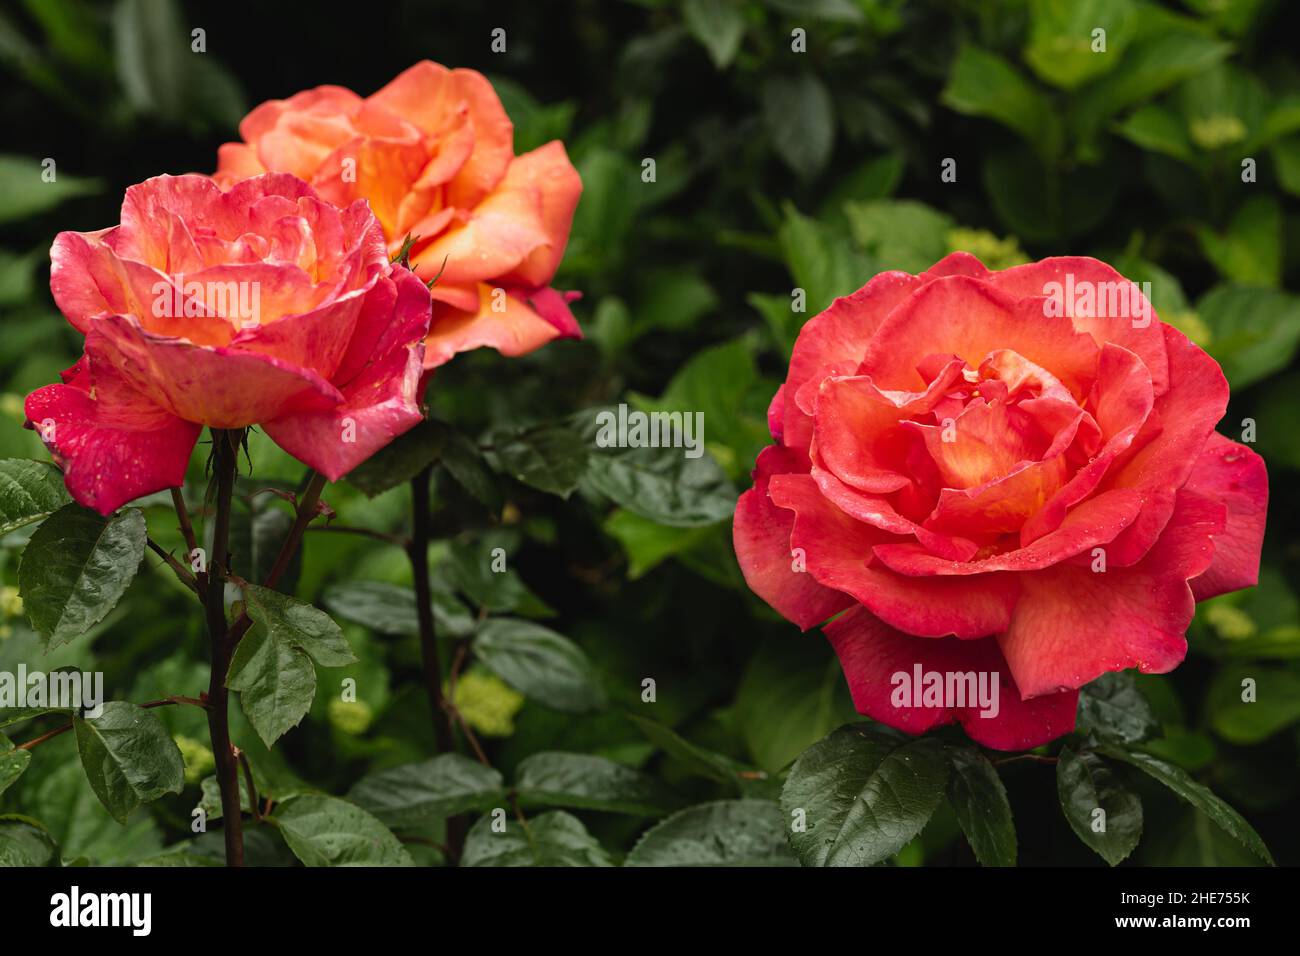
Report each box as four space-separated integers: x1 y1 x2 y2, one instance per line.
15 696 205 751
205 428 245 868
171 487 203 589
146 537 200 595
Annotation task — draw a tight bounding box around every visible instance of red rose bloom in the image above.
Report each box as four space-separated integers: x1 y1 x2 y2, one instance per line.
734 253 1268 750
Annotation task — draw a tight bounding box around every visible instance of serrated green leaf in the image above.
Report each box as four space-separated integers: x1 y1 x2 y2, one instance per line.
241 584 355 667
488 423 590 499
347 754 506 829
461 810 612 867
0 730 31 796
515 751 677 816
1097 744 1273 864
626 799 797 866
323 580 474 638
779 724 949 867
73 701 184 824
0 814 58 866
946 746 1016 867
19 505 146 648
225 625 316 749
472 619 606 713
1077 671 1160 744
1056 746 1142 866
343 418 444 497
0 459 70 535
273 794 414 867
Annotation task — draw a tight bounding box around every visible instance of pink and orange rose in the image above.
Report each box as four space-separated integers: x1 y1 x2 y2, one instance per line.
734 253 1268 750
25 173 433 514
215 61 583 368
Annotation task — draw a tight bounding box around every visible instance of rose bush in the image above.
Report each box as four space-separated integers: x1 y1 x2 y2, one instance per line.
215 60 583 369
734 253 1269 750
24 172 434 515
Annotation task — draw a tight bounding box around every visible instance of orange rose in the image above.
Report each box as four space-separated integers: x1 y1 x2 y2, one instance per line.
216 61 582 368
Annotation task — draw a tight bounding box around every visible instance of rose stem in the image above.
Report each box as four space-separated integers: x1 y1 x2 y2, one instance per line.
205 427 246 868
408 463 466 860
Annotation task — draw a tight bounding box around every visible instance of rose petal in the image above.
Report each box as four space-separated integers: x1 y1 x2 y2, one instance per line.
1185 432 1267 600
24 353 200 515
824 606 1078 750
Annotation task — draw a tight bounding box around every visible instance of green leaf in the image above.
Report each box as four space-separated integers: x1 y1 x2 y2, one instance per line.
273 794 414 867
198 775 252 822
1070 31 1232 148
446 533 553 616
472 619 606 713
73 701 185 824
0 815 58 866
683 0 745 69
0 459 71 535
112 0 187 121
1196 197 1282 288
1273 136 1300 197
1115 104 1194 162
515 751 677 816
776 201 872 315
347 754 506 828
1056 746 1142 866
1024 0 1137 91
225 623 316 749
844 199 955 274
1094 743 1273 864
762 73 835 180
603 510 712 580
0 154 99 224
735 637 857 774
1197 284 1300 388
625 799 797 866
242 584 355 667
581 408 736 528
779 724 949 867
20 505 146 648
1077 671 1160 744
227 503 300 594
227 586 354 748
343 418 444 497
624 712 745 787
945 746 1016 867
942 45 1061 160
323 580 474 639
0 730 31 796
487 423 589 498
439 427 502 515
1206 664 1300 745
461 810 613 867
